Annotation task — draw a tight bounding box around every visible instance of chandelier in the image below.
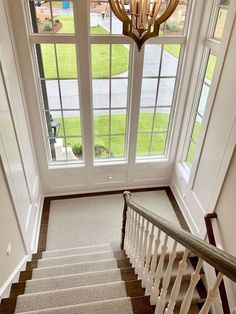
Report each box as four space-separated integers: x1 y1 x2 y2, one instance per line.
109 0 179 50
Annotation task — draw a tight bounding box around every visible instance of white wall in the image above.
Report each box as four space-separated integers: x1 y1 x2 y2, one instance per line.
171 13 236 238
0 1 43 299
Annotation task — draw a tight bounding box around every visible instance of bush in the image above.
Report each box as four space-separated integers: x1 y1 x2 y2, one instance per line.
166 22 179 32
43 22 52 31
72 143 82 157
72 143 111 158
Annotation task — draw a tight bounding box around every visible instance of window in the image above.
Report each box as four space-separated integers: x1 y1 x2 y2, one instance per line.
185 0 230 168
26 0 190 166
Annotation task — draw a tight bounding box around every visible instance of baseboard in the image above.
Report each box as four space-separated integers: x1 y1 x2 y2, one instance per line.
30 194 44 253
0 255 28 301
170 183 199 235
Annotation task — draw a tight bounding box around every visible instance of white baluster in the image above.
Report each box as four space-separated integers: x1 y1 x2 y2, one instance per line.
145 229 161 295
154 240 177 312
134 213 141 269
199 272 224 314
138 220 149 279
164 249 189 314
179 258 203 314
124 208 131 251
150 233 169 304
142 224 155 287
135 216 145 271
130 211 138 264
126 208 134 258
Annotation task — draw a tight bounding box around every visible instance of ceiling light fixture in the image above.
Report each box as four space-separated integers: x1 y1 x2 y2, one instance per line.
109 0 179 50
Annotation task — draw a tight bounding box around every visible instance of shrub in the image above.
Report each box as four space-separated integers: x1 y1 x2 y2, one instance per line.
72 143 82 157
43 22 52 31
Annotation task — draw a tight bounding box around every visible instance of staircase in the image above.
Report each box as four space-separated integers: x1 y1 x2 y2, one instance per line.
1 243 204 313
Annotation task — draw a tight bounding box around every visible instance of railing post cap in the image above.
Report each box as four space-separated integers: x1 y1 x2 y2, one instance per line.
123 191 131 199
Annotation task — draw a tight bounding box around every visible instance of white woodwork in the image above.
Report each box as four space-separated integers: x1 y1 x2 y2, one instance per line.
127 208 135 257
133 213 141 269
135 216 145 271
130 211 138 264
145 229 162 295
138 220 149 279
154 240 178 312
149 233 169 302
124 208 131 251
199 272 223 314
179 258 203 314
164 249 189 314
142 224 155 287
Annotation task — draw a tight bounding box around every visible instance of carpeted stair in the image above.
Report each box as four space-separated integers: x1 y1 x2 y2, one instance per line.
0 244 205 314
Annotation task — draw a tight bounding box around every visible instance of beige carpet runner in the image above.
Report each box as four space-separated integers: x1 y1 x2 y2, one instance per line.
15 244 134 313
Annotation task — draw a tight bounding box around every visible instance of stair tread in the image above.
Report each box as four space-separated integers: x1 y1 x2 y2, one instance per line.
15 281 129 312
42 243 112 259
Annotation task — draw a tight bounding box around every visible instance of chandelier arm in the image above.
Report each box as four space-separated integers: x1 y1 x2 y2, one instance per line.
147 0 162 28
109 0 127 23
115 0 132 24
155 0 179 25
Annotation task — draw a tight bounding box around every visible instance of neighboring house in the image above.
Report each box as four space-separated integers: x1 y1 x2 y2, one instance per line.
0 0 235 311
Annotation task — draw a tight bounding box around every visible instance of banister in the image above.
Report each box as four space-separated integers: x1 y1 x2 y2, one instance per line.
204 213 230 314
122 191 236 282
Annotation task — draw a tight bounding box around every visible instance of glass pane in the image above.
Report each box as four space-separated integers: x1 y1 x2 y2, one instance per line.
90 1 111 34
197 83 210 116
44 80 60 110
140 79 158 107
63 111 81 137
56 44 77 78
164 1 187 35
153 108 171 132
161 45 180 77
49 138 66 161
213 7 228 41
93 79 109 108
91 44 110 78
111 110 126 134
111 136 125 158
186 140 197 167
138 108 155 133
150 133 167 155
136 133 152 156
40 44 57 79
111 12 122 34
205 53 217 83
60 80 80 109
94 110 109 135
111 45 129 78
192 114 202 143
52 2 75 34
143 45 161 77
94 136 110 159
111 79 128 108
47 111 64 137
157 79 175 107
67 138 83 160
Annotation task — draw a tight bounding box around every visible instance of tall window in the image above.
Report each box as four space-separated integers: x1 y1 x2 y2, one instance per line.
26 0 190 166
185 0 230 167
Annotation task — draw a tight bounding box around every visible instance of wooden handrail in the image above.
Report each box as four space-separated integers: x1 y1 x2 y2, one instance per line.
204 213 230 314
122 191 236 282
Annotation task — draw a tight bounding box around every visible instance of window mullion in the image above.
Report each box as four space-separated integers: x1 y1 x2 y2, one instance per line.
127 46 144 165
74 0 94 168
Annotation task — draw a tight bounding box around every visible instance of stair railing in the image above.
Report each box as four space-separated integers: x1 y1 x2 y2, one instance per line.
121 191 236 314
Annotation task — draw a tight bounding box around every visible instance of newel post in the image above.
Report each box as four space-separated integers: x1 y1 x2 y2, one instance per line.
121 191 131 250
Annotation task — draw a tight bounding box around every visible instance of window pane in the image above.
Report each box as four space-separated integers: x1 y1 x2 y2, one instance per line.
153 108 171 132
67 138 83 160
157 79 175 107
93 80 109 108
143 45 161 77
110 136 125 158
94 110 109 135
140 79 158 107
40 44 57 79
111 45 129 77
94 136 110 159
46 111 64 137
52 2 75 34
111 110 126 134
63 111 81 137
150 133 167 155
186 140 197 167
213 7 229 41
44 80 60 110
205 53 217 83
60 80 80 109
56 44 77 78
49 138 66 161
161 45 180 77
111 79 128 108
136 134 152 157
192 114 202 143
198 83 210 116
92 44 110 78
163 1 188 35
138 108 155 133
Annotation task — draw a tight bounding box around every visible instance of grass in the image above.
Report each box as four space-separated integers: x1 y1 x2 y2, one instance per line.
54 112 170 157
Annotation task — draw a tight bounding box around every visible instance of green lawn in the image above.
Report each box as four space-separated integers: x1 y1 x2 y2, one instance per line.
54 112 170 157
